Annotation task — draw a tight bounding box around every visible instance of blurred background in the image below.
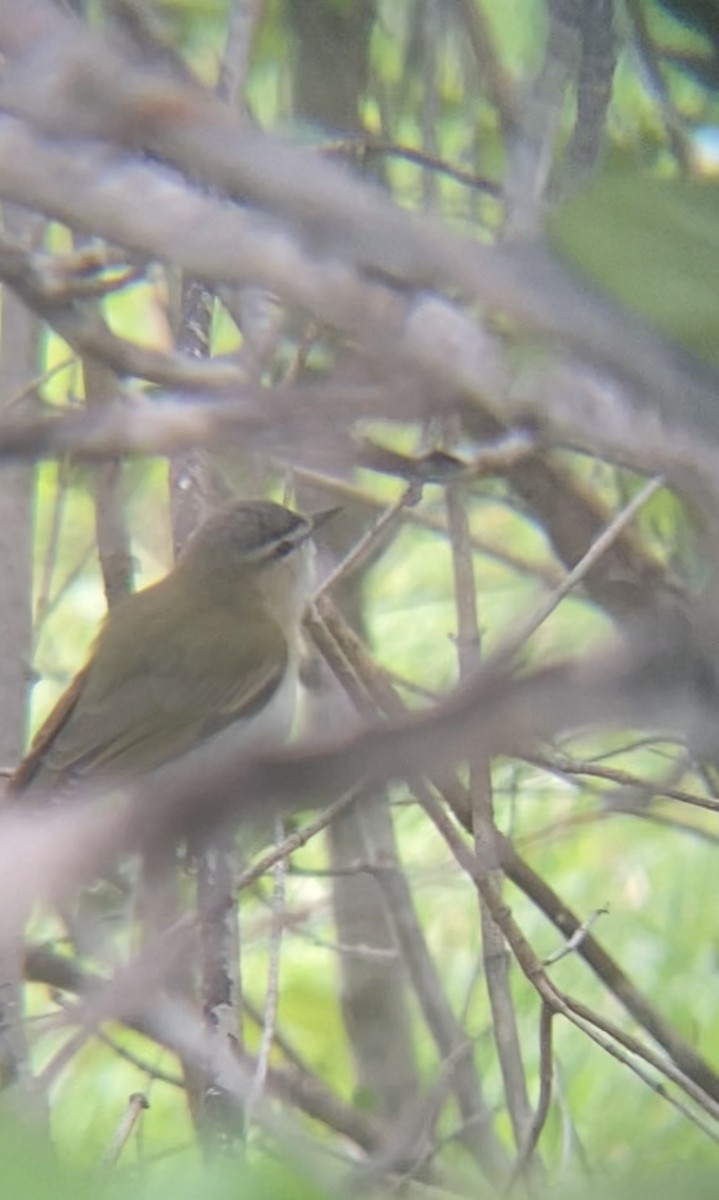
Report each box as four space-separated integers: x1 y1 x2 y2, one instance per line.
0 0 718 1196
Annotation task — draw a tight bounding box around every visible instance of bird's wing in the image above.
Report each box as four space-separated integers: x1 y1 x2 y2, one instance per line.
21 586 290 789
10 664 90 794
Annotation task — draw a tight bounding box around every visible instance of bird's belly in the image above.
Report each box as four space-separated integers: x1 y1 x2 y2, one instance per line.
149 665 299 790
206 665 299 758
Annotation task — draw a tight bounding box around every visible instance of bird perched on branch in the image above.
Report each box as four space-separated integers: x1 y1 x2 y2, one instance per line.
11 499 336 799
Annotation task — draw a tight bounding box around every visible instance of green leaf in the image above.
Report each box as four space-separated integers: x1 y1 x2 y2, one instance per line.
548 168 719 366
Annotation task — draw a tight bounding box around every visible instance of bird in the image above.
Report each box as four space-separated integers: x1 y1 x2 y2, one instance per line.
11 498 335 799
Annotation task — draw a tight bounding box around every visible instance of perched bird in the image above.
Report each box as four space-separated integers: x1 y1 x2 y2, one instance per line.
12 499 334 798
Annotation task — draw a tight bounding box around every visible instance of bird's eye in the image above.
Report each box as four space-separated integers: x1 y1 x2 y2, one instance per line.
274 539 295 559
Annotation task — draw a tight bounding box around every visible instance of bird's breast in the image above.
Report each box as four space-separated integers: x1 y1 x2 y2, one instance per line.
150 658 300 793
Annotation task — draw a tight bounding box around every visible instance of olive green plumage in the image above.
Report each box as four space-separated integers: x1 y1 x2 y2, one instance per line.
15 500 318 795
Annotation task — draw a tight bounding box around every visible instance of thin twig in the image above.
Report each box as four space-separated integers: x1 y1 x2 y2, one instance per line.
246 815 286 1123
331 135 501 197
420 785 719 1133
3 354 74 412
32 462 69 636
26 942 386 1155
508 1003 554 1189
36 1025 90 1091
235 787 363 895
314 483 422 601
491 476 664 662
292 465 563 587
543 907 609 966
500 838 719 1107
445 472 533 1155
304 582 719 1112
564 1001 719 1143
83 356 134 606
217 0 264 107
624 0 693 168
102 1092 150 1165
528 752 719 815
95 1027 183 1088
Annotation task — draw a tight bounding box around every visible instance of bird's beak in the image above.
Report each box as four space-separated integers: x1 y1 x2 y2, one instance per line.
310 506 342 533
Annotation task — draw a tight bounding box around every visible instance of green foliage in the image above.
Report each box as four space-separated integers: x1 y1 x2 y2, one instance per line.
0 1117 328 1200
549 168 719 365
0 1111 718 1200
